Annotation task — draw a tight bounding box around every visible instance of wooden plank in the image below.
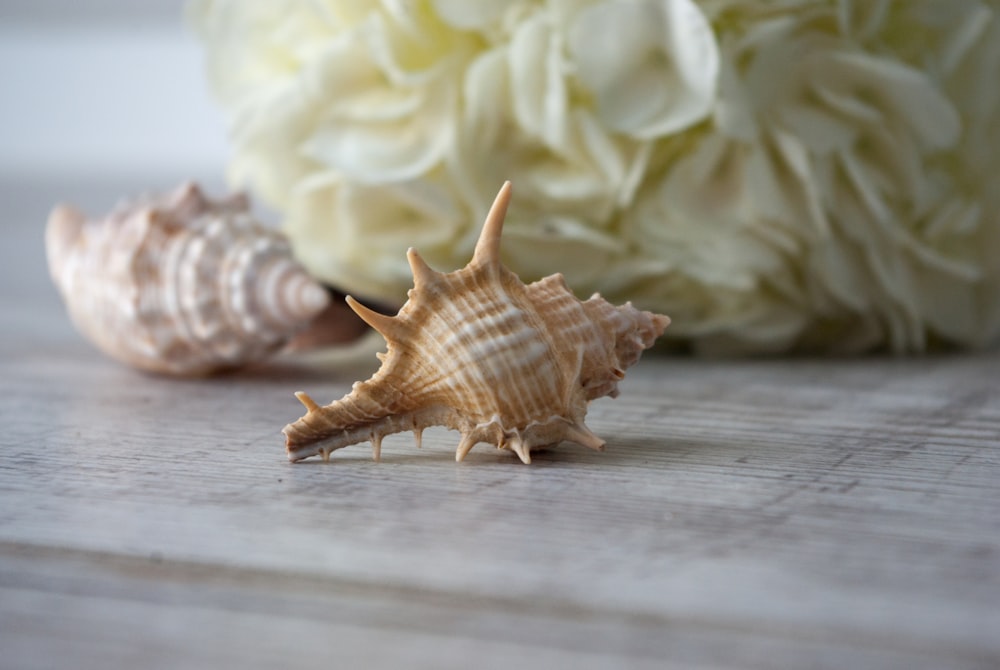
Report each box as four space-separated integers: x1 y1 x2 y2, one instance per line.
1 542 987 670
1 345 997 668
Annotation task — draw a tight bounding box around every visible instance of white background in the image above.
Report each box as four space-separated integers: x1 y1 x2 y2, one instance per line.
0 0 229 180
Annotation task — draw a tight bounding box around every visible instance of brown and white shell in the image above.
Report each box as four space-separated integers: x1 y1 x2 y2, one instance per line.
45 182 329 376
283 182 670 464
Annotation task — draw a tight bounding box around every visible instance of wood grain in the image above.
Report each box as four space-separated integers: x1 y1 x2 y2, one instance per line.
1 177 998 669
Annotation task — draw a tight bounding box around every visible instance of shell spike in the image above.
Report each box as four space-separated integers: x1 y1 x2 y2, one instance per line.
371 433 383 462
456 433 477 462
407 248 442 289
295 391 321 414
564 422 606 452
471 181 512 269
346 296 401 340
172 181 202 203
509 437 531 464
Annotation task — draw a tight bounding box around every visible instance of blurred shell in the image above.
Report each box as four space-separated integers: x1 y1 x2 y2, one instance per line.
283 182 669 464
46 183 329 376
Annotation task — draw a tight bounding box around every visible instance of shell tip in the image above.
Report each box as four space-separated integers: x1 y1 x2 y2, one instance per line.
346 295 400 340
298 281 331 317
509 438 531 464
47 203 87 236
294 391 320 414
170 181 207 214
471 181 513 269
407 248 442 289
45 204 88 273
565 423 606 452
456 433 477 462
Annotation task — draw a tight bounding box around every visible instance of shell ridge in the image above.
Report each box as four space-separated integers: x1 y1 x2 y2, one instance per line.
518 275 597 413
405 273 531 424
448 274 547 422
458 267 579 425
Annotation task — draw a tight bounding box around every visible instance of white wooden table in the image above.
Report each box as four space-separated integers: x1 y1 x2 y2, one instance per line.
2 177 998 669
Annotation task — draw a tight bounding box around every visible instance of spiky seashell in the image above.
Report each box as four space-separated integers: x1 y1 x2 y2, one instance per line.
283 182 669 464
45 183 330 376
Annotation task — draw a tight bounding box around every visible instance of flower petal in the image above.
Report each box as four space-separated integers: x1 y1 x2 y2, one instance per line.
568 0 719 138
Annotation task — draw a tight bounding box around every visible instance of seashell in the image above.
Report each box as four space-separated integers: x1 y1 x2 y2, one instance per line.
45 182 330 376
283 182 670 464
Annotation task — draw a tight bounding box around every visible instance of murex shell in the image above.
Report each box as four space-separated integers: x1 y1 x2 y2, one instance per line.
284 182 670 464
46 183 329 376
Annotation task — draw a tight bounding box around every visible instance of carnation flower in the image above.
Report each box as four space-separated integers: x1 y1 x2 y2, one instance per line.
190 0 1000 353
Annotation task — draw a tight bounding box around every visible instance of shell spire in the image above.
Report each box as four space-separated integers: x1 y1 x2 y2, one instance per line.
282 182 669 464
344 296 403 341
406 248 443 290
470 180 511 270
46 182 330 376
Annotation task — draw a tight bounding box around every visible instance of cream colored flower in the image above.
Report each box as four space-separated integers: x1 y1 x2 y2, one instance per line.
191 0 1000 353
853 0 1000 347
448 0 719 293
617 0 1000 353
190 0 720 304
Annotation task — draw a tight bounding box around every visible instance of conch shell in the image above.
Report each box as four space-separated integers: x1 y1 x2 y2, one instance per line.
46 183 329 376
283 182 669 464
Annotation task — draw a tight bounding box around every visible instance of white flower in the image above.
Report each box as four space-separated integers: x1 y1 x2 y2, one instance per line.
619 0 1000 353
191 0 1000 353
190 0 720 303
